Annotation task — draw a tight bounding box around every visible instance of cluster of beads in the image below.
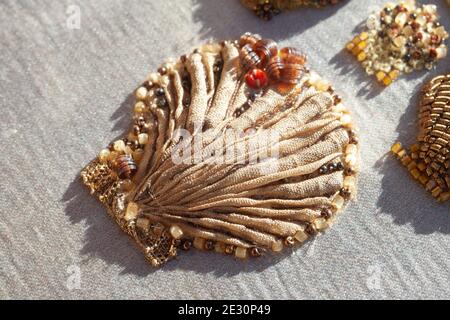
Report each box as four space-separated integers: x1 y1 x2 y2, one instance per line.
239 33 307 91
346 1 448 86
250 0 281 20
241 0 341 20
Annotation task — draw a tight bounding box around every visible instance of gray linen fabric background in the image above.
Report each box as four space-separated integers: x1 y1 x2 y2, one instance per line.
0 0 449 299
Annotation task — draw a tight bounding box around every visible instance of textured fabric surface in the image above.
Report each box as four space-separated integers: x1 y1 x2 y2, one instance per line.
0 0 449 300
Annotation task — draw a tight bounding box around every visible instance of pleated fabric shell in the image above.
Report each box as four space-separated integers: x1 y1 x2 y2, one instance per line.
82 38 359 266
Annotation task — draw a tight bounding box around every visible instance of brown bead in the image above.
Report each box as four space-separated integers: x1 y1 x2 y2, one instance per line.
133 125 140 136
267 56 284 82
182 240 192 251
345 167 356 175
279 63 304 85
305 223 317 235
250 247 262 257
333 95 342 105
284 236 295 247
350 135 359 145
240 44 261 70
254 39 278 66
279 47 307 65
204 240 215 250
239 33 261 47
116 155 137 179
224 245 235 254
321 208 333 219
158 67 167 75
340 187 351 199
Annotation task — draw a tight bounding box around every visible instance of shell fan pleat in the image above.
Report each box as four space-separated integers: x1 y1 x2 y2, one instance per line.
81 34 359 267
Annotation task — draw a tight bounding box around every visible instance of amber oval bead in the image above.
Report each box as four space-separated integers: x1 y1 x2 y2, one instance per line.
240 44 261 70
254 39 278 67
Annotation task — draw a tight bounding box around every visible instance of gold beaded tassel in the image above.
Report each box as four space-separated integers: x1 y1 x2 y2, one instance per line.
391 73 450 203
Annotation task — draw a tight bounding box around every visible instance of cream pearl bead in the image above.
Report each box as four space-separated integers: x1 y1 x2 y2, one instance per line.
138 133 149 145
98 149 110 163
113 140 126 152
135 87 148 101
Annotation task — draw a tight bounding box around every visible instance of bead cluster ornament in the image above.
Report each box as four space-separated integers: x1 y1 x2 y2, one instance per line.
346 1 448 86
241 0 341 20
81 34 359 267
239 33 307 92
391 74 450 202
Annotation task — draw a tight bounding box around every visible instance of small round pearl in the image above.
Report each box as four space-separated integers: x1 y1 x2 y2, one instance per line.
138 133 149 145
135 87 148 100
147 73 160 83
98 149 110 162
113 140 126 152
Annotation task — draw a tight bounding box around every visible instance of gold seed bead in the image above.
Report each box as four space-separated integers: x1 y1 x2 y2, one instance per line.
391 142 403 154
235 247 248 259
294 230 308 243
193 237 206 250
124 202 139 221
169 225 183 239
133 149 144 162
214 242 227 254
271 240 283 252
120 179 134 192
134 101 146 114
136 217 150 231
313 218 329 231
332 194 345 210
